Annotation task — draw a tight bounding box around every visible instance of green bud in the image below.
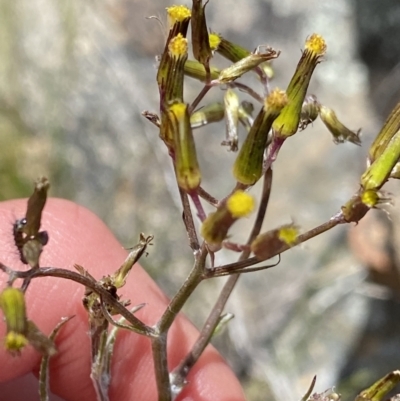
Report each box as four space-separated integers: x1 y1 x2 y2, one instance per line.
233 89 287 185
157 7 191 93
191 0 212 66
0 287 28 354
211 32 250 62
368 102 400 165
319 105 361 145
168 103 202 192
361 129 400 190
355 371 400 401
184 59 220 82
273 34 326 138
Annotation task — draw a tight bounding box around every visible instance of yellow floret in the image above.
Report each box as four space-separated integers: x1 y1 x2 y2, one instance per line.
264 88 288 112
209 33 221 51
277 225 299 246
5 331 28 352
227 190 255 218
305 34 327 56
166 5 191 22
168 34 188 57
361 189 380 208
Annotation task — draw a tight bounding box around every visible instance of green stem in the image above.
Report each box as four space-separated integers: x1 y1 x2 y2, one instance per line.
157 245 207 333
152 333 171 401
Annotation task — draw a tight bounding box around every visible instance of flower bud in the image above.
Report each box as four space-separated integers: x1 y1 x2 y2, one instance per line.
0 287 28 354
157 33 188 103
184 59 220 82
319 105 361 145
201 190 255 245
273 34 326 138
356 370 400 401
251 224 299 261
368 102 400 165
211 33 250 63
168 103 201 192
361 129 400 191
191 0 212 66
233 89 287 185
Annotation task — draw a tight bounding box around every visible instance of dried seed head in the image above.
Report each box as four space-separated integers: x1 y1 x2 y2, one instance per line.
222 88 240 151
299 94 320 130
190 102 225 129
218 47 279 84
319 105 361 145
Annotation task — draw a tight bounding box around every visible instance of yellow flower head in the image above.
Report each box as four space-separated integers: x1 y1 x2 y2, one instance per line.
209 32 221 51
166 5 191 24
227 190 255 218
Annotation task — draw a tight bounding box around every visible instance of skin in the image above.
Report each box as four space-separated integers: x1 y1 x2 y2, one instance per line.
0 198 246 401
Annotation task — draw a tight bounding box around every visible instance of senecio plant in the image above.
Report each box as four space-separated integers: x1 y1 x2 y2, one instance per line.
1 2 400 401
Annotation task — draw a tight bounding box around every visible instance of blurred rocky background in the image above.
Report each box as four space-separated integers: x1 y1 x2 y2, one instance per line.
0 0 400 400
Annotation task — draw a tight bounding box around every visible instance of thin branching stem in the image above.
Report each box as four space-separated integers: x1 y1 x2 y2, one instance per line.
171 169 273 386
157 244 208 334
233 82 264 103
151 333 171 401
0 264 154 337
180 189 200 252
205 213 344 277
189 84 212 114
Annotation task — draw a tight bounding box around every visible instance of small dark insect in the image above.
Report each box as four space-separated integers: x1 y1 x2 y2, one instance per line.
13 218 28 264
